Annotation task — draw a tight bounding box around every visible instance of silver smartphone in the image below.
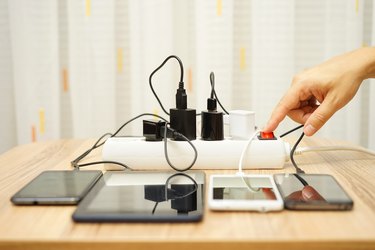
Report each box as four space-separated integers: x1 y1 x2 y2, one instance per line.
11 170 102 205
274 173 353 210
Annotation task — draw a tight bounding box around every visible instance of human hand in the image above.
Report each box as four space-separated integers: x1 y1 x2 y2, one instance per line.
264 47 375 136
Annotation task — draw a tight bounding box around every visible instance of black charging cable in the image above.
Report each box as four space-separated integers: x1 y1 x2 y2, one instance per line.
279 124 304 138
152 173 198 214
290 132 305 174
73 54 201 171
164 173 198 200
149 58 230 118
162 124 198 172
279 125 306 174
293 173 309 186
149 55 184 116
209 72 229 115
71 113 168 170
71 113 198 172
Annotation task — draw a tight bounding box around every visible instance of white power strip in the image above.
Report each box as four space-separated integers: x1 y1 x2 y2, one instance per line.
102 137 290 170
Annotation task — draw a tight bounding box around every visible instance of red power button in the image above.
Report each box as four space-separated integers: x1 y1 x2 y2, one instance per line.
259 131 276 140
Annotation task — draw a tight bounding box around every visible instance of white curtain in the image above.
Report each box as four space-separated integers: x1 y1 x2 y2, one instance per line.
1 0 374 154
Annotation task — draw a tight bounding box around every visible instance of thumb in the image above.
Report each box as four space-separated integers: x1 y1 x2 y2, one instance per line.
303 100 336 136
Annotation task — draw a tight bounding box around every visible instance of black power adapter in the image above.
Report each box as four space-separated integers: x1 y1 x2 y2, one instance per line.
201 72 224 141
149 55 196 141
170 84 196 141
201 99 224 140
143 120 166 141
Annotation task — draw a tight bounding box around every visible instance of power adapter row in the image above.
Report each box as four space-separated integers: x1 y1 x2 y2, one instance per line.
145 65 224 142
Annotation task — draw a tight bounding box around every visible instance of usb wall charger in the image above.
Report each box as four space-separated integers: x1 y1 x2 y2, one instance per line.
149 55 196 141
201 72 224 141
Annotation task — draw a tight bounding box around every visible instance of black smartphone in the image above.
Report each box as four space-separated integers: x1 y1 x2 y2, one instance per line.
11 170 103 205
273 173 353 210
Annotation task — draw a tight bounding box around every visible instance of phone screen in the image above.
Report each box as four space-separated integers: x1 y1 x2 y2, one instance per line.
212 176 277 201
11 170 102 205
209 175 284 212
274 174 353 210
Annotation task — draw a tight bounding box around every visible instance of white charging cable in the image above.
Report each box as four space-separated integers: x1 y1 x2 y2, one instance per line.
236 129 261 192
237 129 261 174
294 146 375 157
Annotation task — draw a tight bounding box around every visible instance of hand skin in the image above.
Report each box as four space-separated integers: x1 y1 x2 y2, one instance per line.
264 47 375 136
285 186 325 202
261 188 277 200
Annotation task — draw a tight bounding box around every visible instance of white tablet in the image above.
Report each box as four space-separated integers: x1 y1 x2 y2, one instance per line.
208 174 283 212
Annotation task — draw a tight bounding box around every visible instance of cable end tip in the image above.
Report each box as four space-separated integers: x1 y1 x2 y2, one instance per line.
235 171 245 176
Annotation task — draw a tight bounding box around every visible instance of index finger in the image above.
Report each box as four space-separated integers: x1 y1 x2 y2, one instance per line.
264 89 300 132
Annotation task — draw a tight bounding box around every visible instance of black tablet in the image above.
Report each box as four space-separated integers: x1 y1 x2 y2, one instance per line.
72 171 205 222
11 170 103 205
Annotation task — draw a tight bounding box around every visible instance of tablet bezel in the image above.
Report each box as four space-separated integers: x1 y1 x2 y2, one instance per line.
72 170 205 222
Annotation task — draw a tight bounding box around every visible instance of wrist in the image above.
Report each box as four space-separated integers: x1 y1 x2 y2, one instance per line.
356 47 375 81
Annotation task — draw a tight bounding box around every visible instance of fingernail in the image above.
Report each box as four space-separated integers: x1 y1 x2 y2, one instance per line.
304 124 316 136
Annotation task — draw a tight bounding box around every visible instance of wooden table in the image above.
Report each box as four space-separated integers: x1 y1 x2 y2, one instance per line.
0 137 375 250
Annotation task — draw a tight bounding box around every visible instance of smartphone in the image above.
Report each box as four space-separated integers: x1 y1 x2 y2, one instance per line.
208 174 284 212
273 173 353 210
11 170 103 205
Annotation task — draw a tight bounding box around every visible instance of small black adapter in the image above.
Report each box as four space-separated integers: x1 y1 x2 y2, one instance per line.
170 86 196 141
143 120 166 141
201 98 224 140
201 72 224 141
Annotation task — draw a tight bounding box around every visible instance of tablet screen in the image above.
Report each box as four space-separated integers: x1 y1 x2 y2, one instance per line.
72 171 205 222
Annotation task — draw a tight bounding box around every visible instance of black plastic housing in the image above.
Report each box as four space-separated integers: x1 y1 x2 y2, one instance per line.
170 108 196 141
171 184 197 213
201 111 224 141
143 120 166 141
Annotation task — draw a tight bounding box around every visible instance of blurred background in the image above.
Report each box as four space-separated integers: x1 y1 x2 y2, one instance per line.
1 0 374 154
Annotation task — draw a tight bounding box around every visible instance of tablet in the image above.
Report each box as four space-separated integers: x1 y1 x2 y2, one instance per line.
11 170 103 205
72 171 205 222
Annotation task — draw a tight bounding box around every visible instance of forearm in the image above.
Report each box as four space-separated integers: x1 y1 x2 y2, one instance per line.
356 47 375 80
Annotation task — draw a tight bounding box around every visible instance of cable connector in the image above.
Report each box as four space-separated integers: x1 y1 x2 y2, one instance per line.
143 120 184 141
160 125 181 140
176 84 187 110
201 72 224 141
143 120 166 141
170 82 196 141
207 98 217 111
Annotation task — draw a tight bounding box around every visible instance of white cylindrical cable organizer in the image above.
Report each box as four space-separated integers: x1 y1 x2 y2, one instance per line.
102 137 290 170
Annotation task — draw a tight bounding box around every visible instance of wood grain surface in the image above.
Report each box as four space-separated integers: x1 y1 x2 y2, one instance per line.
0 137 374 250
